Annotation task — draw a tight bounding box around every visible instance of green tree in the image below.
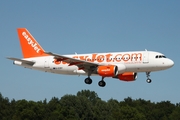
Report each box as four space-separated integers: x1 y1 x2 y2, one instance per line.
77 89 100 105
0 91 180 120
46 97 62 119
107 99 120 119
153 101 175 120
118 105 146 120
0 93 12 120
169 105 180 120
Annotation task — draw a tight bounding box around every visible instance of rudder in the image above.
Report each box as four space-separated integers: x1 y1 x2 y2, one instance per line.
17 28 48 58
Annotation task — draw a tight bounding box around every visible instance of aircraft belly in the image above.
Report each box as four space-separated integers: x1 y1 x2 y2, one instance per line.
49 64 78 75
125 63 152 72
124 62 164 72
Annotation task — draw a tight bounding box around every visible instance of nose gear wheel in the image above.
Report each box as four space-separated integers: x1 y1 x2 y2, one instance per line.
146 72 152 83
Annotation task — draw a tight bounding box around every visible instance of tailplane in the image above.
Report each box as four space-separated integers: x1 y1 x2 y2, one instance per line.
17 28 48 58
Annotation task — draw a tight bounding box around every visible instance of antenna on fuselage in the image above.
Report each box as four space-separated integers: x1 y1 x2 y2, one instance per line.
145 49 147 51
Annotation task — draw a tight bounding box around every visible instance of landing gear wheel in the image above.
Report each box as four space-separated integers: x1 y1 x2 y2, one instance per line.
146 79 152 83
146 72 152 83
98 81 106 87
84 77 92 84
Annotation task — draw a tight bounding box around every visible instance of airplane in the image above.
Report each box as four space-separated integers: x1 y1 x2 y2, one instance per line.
7 28 174 87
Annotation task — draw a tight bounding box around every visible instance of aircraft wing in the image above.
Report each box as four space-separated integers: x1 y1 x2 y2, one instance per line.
45 52 98 70
7 57 35 66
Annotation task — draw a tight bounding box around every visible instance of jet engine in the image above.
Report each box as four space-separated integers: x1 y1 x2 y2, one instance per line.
117 72 137 81
97 65 118 77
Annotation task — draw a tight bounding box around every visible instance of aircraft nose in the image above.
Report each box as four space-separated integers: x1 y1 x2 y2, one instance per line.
167 59 174 68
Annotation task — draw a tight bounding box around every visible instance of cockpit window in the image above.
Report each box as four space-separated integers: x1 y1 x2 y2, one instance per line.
155 55 166 58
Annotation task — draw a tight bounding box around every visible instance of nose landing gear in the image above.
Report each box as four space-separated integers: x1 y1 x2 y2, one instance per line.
146 72 152 83
146 78 152 83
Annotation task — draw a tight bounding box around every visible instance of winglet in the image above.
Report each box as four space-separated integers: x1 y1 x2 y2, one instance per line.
17 28 49 58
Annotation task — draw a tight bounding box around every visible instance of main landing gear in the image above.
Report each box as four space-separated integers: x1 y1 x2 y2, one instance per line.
146 72 152 83
84 69 106 87
98 77 106 87
84 77 92 84
84 77 106 87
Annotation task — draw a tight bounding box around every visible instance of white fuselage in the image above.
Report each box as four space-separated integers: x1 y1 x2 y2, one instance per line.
9 28 174 87
14 51 174 76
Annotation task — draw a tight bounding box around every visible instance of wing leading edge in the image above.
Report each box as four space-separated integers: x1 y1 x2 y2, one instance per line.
45 52 98 70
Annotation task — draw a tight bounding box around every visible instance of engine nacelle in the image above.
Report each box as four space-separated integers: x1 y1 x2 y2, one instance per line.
97 65 118 77
118 72 137 81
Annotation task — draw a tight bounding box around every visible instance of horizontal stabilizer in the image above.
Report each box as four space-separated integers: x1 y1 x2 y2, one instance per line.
7 57 35 65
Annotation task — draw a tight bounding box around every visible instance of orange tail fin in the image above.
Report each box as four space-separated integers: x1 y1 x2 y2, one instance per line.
17 28 48 58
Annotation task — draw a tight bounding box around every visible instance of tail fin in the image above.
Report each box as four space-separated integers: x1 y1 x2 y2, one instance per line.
17 28 48 58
